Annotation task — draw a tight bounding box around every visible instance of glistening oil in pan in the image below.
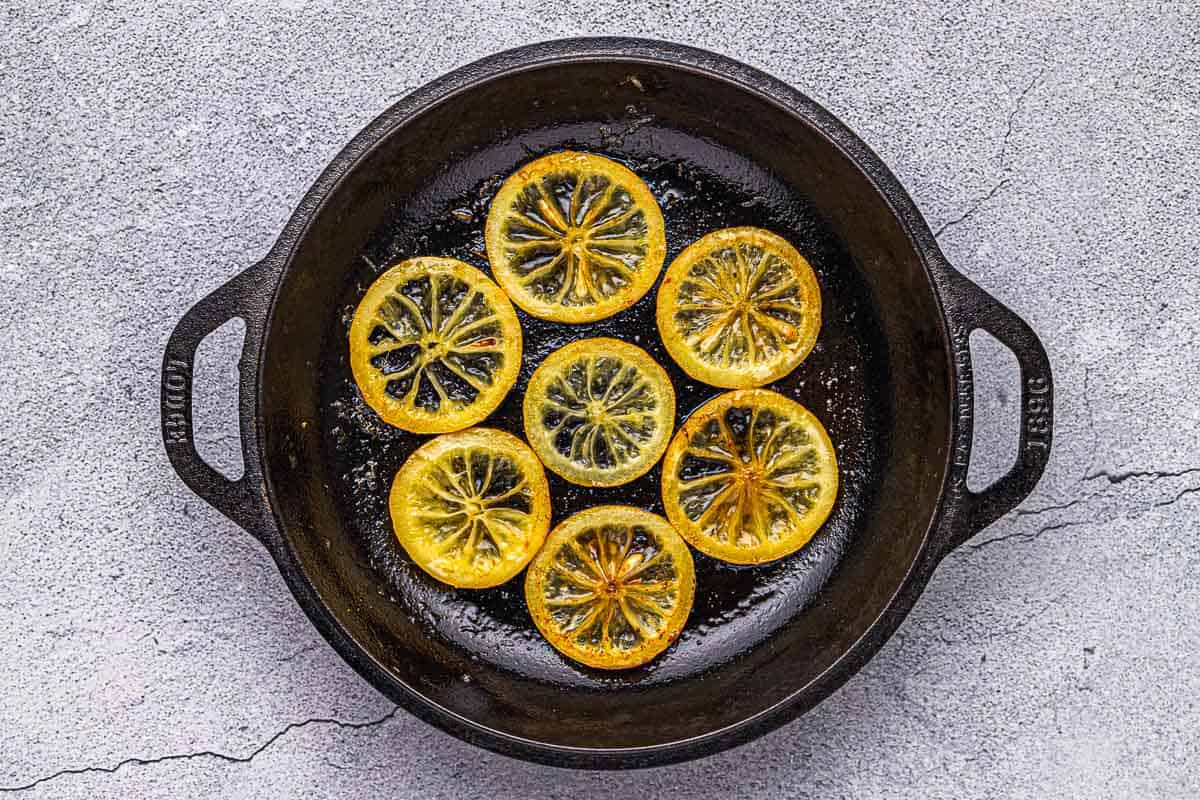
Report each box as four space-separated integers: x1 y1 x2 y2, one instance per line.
318 121 890 687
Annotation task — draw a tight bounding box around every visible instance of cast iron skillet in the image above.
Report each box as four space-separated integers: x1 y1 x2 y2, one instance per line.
160 38 1053 768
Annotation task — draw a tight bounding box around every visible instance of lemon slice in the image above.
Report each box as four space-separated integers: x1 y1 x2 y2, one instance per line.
485 151 666 323
522 338 675 487
660 389 838 565
656 227 821 388
525 506 695 669
349 257 522 433
390 428 551 589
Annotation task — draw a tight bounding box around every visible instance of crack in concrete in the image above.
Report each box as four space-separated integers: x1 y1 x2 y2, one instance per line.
934 178 1012 238
1013 497 1088 518
0 707 400 793
1154 483 1200 508
1000 68 1045 169
967 519 1088 551
276 642 322 664
1004 463 1200 523
1085 466 1200 485
967 472 1200 552
934 66 1044 240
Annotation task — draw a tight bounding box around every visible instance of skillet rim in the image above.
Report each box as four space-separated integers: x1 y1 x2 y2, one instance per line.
254 36 961 768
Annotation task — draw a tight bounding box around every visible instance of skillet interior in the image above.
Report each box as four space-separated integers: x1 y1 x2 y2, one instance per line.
259 60 952 749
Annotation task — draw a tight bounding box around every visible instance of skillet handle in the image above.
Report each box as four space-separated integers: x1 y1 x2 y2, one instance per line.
935 268 1054 555
161 260 276 544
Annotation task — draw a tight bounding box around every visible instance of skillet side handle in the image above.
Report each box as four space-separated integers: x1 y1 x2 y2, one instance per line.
936 269 1054 556
161 260 275 544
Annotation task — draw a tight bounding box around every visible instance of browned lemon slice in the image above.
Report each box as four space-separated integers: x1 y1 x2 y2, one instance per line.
525 506 695 669
390 428 551 589
522 338 675 487
485 151 666 323
349 257 522 434
656 227 821 388
660 389 838 565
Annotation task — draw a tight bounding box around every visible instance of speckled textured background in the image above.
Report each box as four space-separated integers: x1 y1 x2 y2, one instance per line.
3 2 1199 797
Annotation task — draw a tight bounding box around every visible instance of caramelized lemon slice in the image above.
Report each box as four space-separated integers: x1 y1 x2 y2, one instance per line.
390 428 551 589
485 151 666 323
656 227 821 388
349 257 522 433
660 389 838 565
523 338 676 487
525 506 695 669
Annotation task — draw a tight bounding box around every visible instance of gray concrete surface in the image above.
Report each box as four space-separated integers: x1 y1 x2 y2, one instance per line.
2 1 1198 797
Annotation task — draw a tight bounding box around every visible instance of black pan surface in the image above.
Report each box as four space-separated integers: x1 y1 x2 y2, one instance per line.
255 57 941 754
318 133 889 688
